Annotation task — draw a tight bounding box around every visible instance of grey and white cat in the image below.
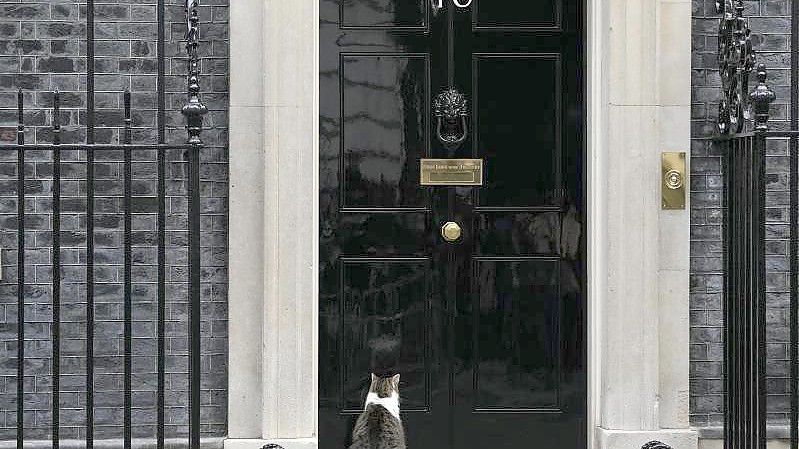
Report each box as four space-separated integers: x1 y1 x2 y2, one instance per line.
348 373 406 449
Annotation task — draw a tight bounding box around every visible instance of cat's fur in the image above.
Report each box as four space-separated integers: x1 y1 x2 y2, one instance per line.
348 373 406 449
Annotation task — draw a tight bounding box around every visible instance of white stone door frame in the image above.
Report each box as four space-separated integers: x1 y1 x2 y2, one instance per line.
225 1 697 449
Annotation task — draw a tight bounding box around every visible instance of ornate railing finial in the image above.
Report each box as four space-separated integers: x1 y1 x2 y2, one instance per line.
749 63 776 132
181 0 207 145
717 0 755 134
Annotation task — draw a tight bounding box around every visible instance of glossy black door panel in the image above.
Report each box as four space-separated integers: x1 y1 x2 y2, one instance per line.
321 1 584 448
337 213 429 257
473 0 561 30
473 259 561 410
341 0 427 29
342 55 429 208
476 212 562 256
473 55 561 208
341 260 431 411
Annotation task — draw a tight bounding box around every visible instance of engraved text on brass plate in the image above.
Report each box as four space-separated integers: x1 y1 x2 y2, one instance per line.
420 158 483 186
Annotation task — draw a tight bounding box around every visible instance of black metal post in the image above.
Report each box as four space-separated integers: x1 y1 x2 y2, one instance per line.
182 2 206 448
51 89 61 449
749 68 774 448
188 140 201 449
792 2 799 447
156 0 167 442
123 90 132 449
85 2 96 446
16 89 24 449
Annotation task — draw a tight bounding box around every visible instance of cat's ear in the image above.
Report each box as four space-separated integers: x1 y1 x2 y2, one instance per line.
371 373 378 383
392 373 400 387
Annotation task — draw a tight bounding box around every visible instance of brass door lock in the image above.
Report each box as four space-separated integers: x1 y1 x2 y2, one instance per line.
662 152 686 210
441 222 462 242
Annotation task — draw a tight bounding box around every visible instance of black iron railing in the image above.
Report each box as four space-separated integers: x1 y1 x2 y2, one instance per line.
722 130 767 449
716 1 789 448
0 0 207 448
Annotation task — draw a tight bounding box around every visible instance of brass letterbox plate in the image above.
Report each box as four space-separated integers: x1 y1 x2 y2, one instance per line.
662 152 687 210
420 158 483 186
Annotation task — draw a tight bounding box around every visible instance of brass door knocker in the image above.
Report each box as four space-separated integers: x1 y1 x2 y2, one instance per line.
433 88 469 150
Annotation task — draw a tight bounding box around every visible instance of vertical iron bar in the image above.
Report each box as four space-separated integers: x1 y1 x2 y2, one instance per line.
732 138 737 448
51 89 61 449
750 136 755 448
17 90 23 146
736 138 741 447
746 136 753 449
792 137 799 449
729 138 735 448
736 138 743 448
188 143 201 449
735 138 741 448
723 138 732 448
790 0 799 442
183 3 206 447
726 139 731 448
740 137 745 448
757 135 768 449
85 0 96 446
157 0 165 144
123 91 132 449
16 89 24 449
156 134 166 449
156 0 166 446
182 4 206 446
124 91 132 146
750 136 756 449
86 0 95 145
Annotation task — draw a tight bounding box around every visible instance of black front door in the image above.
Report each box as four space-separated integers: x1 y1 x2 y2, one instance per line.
319 1 585 448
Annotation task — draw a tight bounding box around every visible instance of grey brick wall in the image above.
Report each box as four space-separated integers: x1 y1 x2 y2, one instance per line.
691 0 792 427
0 0 228 441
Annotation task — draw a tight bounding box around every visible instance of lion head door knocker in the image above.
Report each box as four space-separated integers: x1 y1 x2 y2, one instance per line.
433 88 469 150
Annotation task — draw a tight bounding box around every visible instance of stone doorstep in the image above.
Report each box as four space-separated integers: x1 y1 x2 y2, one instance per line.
223 439 317 449
596 428 699 449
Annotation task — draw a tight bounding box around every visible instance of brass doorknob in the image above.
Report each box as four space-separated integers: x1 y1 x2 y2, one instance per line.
441 222 462 242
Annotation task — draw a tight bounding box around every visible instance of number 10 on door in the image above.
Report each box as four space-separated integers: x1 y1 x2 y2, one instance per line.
435 0 473 8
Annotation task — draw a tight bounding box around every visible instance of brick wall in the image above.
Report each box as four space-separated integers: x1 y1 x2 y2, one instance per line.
691 0 792 428
0 0 228 441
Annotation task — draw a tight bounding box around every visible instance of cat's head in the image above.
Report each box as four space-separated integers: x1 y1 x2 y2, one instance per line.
369 373 400 398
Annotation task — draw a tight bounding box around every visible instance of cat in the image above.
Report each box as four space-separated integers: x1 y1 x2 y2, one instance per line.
348 373 406 449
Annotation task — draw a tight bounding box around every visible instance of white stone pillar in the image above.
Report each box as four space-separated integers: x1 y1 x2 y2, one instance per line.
228 0 265 440
592 0 696 447
227 0 319 448
657 0 694 431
